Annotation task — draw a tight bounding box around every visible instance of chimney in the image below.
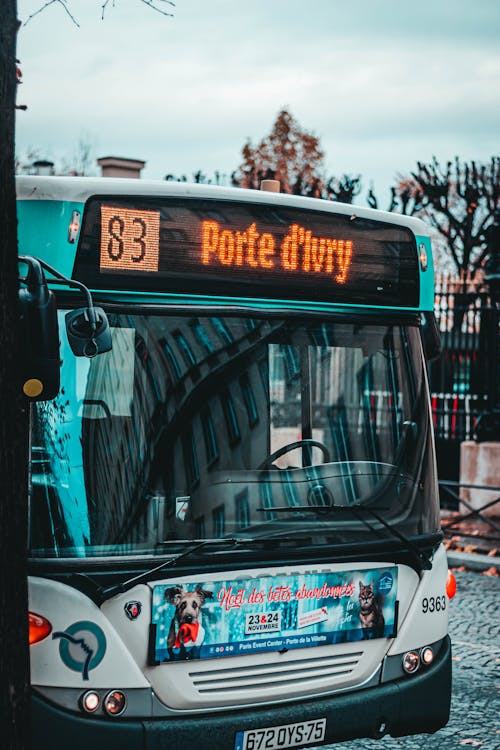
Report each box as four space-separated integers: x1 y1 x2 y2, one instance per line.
97 156 145 179
32 160 55 176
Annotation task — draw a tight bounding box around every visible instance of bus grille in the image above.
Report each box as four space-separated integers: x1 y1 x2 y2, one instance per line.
188 650 364 694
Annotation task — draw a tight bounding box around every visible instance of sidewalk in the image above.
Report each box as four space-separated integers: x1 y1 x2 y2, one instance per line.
441 510 500 574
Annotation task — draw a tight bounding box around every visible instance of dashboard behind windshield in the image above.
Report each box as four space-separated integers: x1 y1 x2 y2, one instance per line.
29 311 439 559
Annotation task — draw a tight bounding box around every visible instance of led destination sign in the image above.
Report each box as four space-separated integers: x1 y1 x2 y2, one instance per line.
74 197 419 306
200 221 353 283
100 205 160 273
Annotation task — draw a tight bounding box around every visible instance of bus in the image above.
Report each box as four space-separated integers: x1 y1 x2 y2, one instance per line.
17 175 453 750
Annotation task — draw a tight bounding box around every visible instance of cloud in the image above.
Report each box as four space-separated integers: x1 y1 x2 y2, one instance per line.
16 0 500 191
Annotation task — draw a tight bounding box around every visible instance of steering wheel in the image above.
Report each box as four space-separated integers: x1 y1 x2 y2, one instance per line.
259 439 331 470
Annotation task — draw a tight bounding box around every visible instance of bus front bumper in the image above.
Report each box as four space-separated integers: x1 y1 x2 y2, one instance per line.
32 636 451 750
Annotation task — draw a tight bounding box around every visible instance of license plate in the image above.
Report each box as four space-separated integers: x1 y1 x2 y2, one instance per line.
235 718 326 750
245 611 282 635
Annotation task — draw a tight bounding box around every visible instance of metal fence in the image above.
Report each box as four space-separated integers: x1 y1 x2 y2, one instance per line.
429 273 498 483
439 479 500 548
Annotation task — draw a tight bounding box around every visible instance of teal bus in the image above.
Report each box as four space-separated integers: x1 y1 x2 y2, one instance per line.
17 175 453 750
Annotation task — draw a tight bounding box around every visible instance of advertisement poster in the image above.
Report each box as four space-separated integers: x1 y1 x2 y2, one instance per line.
151 567 398 664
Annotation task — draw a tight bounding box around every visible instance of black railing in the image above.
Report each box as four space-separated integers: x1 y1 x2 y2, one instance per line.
439 479 500 552
430 274 499 481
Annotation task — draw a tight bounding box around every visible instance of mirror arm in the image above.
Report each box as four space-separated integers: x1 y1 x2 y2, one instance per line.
19 255 112 359
20 256 97 333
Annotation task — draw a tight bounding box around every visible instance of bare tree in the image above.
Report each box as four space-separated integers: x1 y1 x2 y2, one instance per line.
165 169 227 185
367 180 423 216
370 157 500 278
410 157 500 277
66 133 96 175
325 174 362 204
16 134 97 176
24 0 175 27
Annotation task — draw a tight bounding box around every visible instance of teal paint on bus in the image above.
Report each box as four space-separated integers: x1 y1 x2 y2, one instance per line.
17 199 84 278
66 288 428 315
416 235 435 311
17 198 435 312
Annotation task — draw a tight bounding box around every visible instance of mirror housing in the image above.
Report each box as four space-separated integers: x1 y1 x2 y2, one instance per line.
19 255 113 397
18 259 60 401
65 307 112 357
421 312 442 362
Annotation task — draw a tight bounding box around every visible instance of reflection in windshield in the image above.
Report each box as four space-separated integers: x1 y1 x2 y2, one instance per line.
29 313 439 558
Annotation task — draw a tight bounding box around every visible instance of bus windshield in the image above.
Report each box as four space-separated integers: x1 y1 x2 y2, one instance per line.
29 311 438 559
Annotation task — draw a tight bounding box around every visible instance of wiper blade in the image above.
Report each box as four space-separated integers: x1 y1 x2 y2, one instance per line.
258 504 433 571
97 535 308 603
154 538 242 549
348 504 433 571
97 538 242 603
155 534 309 548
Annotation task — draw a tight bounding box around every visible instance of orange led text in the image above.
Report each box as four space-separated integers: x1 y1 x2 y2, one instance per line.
201 221 352 283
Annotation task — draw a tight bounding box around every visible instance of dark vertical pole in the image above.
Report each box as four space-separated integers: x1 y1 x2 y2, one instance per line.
300 346 313 466
482 210 500 439
0 2 31 748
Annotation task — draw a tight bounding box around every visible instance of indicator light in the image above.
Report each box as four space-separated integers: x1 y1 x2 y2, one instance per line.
419 243 428 271
81 691 100 713
28 612 52 645
68 210 81 243
103 690 126 716
421 646 434 665
446 570 457 599
402 650 420 674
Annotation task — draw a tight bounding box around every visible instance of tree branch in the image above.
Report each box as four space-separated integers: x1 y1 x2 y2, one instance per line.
103 0 175 18
24 0 80 27
139 0 175 16
25 0 176 25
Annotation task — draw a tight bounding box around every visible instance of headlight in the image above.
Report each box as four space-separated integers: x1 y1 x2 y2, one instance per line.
402 650 420 674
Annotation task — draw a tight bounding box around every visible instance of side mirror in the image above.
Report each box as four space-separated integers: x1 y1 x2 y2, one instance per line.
19 255 114 397
421 312 442 362
65 307 112 357
18 258 60 401
402 420 418 442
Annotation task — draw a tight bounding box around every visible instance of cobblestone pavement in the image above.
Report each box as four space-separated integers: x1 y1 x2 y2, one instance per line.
316 570 500 750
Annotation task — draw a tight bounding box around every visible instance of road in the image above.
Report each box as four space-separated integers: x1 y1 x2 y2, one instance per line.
316 570 500 750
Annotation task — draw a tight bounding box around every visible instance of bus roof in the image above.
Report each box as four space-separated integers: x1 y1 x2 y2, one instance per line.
16 175 431 238
16 175 435 312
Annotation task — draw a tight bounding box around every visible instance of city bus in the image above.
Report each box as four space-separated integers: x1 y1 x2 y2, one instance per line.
17 175 453 750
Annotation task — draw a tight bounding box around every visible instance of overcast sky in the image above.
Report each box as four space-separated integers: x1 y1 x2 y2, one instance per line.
16 0 500 202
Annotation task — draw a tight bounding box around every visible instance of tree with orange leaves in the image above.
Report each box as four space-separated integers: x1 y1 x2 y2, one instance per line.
233 109 325 195
233 109 362 204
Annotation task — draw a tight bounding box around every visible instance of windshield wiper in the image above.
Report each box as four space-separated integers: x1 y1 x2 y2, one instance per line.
257 504 433 571
96 535 310 603
96 538 243 603
348 504 433 570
